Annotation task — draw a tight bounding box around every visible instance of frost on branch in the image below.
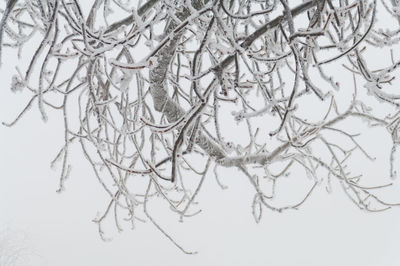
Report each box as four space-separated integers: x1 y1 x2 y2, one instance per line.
10 75 24 93
2 0 400 252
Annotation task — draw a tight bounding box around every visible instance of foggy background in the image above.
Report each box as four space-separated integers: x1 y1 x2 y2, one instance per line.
1 1 400 266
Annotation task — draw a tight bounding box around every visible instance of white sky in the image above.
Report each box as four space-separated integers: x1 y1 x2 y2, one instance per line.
1 1 400 266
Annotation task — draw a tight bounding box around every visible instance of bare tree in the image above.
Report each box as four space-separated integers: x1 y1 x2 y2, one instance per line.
2 0 400 253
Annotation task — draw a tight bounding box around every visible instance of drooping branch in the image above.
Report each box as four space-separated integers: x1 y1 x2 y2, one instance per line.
2 0 400 253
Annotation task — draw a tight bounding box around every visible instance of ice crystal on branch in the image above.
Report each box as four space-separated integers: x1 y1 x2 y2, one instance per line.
2 0 400 253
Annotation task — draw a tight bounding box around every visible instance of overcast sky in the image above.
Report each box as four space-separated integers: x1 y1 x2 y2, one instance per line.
1 1 400 266
2 69 400 266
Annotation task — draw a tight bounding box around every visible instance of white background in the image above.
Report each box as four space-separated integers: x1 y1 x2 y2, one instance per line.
1 1 400 266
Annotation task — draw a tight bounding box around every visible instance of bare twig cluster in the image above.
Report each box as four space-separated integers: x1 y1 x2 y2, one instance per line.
2 0 400 252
